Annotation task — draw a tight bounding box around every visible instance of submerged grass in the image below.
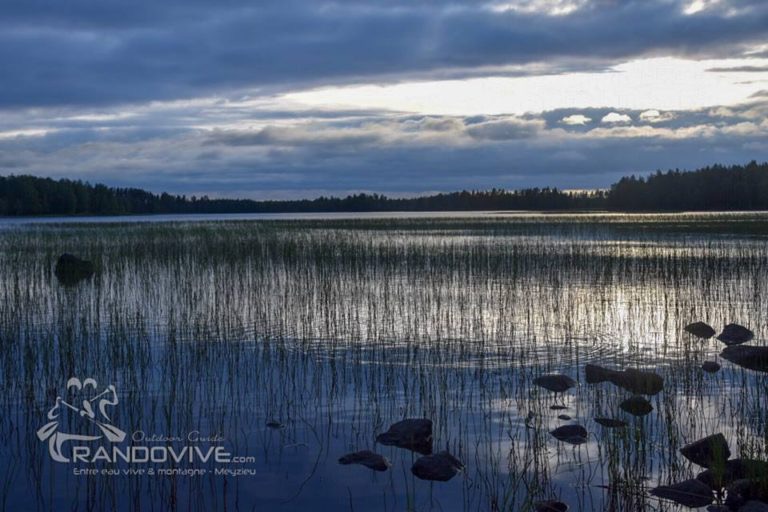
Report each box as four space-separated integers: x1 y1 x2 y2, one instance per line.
0 213 766 511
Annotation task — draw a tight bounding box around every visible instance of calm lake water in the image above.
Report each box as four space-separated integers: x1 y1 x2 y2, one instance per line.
0 212 767 511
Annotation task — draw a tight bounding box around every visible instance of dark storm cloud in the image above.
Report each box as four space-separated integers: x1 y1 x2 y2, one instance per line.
2 0 768 108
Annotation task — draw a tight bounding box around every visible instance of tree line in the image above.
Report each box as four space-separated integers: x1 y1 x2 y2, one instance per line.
0 161 766 216
606 161 768 211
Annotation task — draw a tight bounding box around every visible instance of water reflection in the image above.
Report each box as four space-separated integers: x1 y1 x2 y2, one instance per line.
0 214 766 511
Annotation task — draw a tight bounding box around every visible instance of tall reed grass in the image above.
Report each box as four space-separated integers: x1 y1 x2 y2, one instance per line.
0 213 765 511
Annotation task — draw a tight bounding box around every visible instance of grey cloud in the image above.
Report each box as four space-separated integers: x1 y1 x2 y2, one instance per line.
537 102 768 133
404 117 465 132
2 98 765 198
466 119 541 140
707 65 768 72
15 132 764 199
202 115 543 149
205 126 382 148
1 0 767 108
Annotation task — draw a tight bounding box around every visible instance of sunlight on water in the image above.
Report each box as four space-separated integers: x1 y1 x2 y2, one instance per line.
0 213 766 511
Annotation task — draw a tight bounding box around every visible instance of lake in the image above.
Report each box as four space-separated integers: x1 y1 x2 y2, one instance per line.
0 212 767 511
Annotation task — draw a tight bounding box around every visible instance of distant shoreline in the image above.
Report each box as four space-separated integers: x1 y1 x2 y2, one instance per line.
2 161 767 217
5 210 768 228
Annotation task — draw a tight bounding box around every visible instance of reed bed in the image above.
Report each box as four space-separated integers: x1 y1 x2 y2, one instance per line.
0 213 766 511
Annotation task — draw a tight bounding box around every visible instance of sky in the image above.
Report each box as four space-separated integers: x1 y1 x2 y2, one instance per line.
1 0 767 199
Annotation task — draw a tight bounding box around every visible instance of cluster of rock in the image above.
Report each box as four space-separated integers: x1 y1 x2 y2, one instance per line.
534 365 661 436
537 321 768 510
338 418 465 482
586 364 662 418
529 366 661 511
532 374 590 447
646 321 768 510
651 433 768 510
685 321 767 373
327 318 766 509
684 321 755 345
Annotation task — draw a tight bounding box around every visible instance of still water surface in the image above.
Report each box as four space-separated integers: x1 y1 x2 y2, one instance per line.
0 212 766 511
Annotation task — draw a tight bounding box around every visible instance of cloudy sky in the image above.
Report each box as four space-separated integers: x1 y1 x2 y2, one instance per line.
1 0 767 198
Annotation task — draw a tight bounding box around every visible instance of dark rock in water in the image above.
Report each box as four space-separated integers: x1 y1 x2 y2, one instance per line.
697 459 768 490
650 478 714 507
376 418 433 455
338 450 390 472
549 425 588 445
550 405 568 410
534 374 576 393
620 395 653 416
619 368 664 395
411 451 463 481
54 253 95 286
725 479 768 510
584 364 609 384
680 433 731 469
585 364 664 395
594 417 628 428
717 324 755 345
557 414 571 421
702 361 721 373
266 420 285 429
738 501 768 512
535 500 568 512
721 345 768 373
686 322 717 339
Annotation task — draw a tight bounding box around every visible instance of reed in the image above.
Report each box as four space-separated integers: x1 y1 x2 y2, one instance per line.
0 212 765 511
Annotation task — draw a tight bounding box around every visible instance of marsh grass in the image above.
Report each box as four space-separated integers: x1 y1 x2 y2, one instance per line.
0 213 766 511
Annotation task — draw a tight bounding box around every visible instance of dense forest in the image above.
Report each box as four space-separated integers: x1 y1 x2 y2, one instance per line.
606 161 768 211
0 161 766 216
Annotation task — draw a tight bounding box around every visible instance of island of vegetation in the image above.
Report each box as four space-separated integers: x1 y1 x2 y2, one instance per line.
1 161 766 216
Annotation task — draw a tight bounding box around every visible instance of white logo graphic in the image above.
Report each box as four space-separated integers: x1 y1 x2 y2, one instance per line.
37 377 126 462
